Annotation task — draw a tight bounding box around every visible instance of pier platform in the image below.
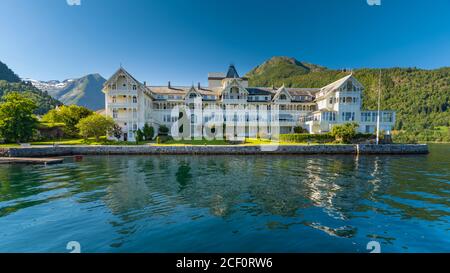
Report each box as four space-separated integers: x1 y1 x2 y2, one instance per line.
0 157 64 165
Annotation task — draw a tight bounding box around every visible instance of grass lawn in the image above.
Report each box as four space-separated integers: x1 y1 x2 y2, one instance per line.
1 137 340 148
244 138 332 145
31 137 152 146
158 138 229 146
0 143 20 148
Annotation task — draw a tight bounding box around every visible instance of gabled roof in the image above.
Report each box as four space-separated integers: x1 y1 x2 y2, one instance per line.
226 64 239 78
272 85 293 101
103 67 142 88
319 74 363 96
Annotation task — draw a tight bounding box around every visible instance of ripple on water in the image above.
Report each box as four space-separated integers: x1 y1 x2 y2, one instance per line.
0 145 449 252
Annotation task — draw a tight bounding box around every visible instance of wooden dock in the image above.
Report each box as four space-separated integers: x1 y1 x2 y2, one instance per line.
0 157 64 165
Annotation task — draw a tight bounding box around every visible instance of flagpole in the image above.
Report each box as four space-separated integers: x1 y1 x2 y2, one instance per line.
376 70 382 145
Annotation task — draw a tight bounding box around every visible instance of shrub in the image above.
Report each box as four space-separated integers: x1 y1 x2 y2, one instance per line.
156 135 172 144
143 123 154 140
280 133 333 143
111 124 123 140
293 126 308 134
159 125 169 135
135 128 144 142
330 122 359 143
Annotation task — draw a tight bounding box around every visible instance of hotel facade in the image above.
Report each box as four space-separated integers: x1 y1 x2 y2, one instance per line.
102 65 395 142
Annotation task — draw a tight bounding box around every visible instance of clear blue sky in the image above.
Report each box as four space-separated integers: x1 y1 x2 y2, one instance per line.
0 0 449 84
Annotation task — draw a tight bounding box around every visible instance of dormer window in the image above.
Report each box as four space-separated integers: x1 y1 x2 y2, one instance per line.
133 85 137 90
280 94 287 100
189 93 197 99
346 80 354 91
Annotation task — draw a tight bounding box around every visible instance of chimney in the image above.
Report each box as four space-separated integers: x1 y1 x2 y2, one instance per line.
198 82 201 90
168 81 171 88
143 81 146 86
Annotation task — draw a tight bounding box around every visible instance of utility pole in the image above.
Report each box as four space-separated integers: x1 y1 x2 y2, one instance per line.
376 70 382 145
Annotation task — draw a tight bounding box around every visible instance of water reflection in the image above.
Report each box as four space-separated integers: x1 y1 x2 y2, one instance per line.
0 144 449 252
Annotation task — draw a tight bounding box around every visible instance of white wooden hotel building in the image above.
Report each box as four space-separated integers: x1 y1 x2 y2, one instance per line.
102 65 395 141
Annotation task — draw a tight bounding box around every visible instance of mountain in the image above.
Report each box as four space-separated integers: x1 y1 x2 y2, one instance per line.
26 74 106 110
0 61 61 115
246 56 327 84
246 56 450 134
0 61 21 82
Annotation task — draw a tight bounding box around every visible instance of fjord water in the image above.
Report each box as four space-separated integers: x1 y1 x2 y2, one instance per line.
0 145 449 253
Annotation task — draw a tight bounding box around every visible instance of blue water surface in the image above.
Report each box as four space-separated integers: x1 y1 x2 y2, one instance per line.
0 144 449 253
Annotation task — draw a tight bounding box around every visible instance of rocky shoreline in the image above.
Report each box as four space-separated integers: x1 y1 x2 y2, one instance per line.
0 144 429 157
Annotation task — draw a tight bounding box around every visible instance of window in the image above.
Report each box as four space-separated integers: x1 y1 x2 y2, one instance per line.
132 96 137 103
112 109 118 118
361 112 371 122
322 112 336 121
112 84 116 90
382 112 393 122
329 97 333 104
346 80 353 91
189 93 197 99
280 94 287 100
342 112 355 121
133 85 137 90
371 112 378 122
112 96 116 103
132 123 137 131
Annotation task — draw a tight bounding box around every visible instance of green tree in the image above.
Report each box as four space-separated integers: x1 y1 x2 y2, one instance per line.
0 92 38 143
42 105 93 137
135 128 144 142
76 113 115 141
143 123 154 140
330 122 359 144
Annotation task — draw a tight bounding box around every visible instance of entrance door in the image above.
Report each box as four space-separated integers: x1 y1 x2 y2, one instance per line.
123 133 128 142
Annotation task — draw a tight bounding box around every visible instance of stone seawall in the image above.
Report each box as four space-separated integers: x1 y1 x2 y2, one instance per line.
0 144 428 157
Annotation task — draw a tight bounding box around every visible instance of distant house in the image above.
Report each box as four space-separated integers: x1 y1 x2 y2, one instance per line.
102 65 395 142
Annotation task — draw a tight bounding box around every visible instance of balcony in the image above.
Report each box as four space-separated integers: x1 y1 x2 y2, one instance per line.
108 101 138 108
108 88 138 96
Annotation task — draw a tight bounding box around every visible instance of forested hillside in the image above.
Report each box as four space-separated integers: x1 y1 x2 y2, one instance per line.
0 61 61 115
247 57 450 141
0 61 20 82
